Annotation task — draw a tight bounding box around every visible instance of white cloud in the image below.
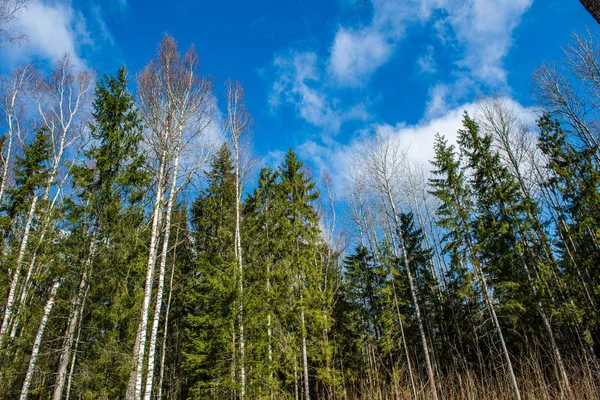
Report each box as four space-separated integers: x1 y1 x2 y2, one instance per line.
269 50 370 133
92 6 115 47
328 0 434 86
329 27 394 87
300 97 537 198
267 0 534 140
0 0 91 68
417 45 436 74
327 0 532 91
442 0 533 85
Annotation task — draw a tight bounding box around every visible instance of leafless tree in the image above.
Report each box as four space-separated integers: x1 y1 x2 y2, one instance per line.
0 0 27 47
533 30 600 162
225 80 252 400
357 133 440 400
126 34 213 400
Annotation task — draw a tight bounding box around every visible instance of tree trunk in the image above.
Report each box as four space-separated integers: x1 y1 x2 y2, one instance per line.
580 0 600 24
0 195 38 347
517 251 572 395
52 230 96 400
369 215 417 399
470 248 521 400
301 303 310 400
65 283 89 400
383 185 439 400
19 280 60 400
157 232 178 400
233 142 246 400
127 150 166 400
144 148 180 400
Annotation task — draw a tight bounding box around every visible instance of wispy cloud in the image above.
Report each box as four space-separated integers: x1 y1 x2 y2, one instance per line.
92 6 115 47
268 50 370 133
417 45 436 74
299 97 537 198
267 0 533 134
328 27 394 88
0 0 92 69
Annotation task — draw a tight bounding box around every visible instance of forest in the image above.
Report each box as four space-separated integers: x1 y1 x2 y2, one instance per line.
0 1 599 399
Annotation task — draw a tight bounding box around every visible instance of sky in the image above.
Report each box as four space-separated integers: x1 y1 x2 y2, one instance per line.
0 0 595 197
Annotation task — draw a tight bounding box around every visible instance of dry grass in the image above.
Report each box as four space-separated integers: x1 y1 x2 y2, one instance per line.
340 357 600 400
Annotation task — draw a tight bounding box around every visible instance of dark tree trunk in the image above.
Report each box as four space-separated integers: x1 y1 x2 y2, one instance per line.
580 0 600 25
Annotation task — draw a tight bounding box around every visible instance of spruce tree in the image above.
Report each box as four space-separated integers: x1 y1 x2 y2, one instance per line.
57 67 147 399
183 144 238 398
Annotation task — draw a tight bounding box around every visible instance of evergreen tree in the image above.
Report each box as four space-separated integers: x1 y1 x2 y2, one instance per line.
183 144 238 398
57 67 148 399
538 114 600 355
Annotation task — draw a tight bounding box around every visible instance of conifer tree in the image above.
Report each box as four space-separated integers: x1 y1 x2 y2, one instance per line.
56 67 147 399
0 126 51 351
538 114 600 355
183 144 238 398
459 112 571 394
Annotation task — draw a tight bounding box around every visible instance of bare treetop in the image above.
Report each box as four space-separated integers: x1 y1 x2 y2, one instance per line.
0 0 27 47
137 34 213 167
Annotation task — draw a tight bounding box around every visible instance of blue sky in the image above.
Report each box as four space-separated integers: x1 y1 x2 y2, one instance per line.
0 0 595 194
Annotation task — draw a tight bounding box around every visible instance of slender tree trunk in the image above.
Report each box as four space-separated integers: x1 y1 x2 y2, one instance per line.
372 216 417 399
517 251 572 395
0 195 38 347
53 230 97 400
391 280 417 399
127 150 166 400
19 280 60 400
65 283 89 400
10 169 70 341
383 184 439 400
0 119 14 206
300 300 310 400
10 253 37 339
233 143 246 400
471 250 521 400
294 355 299 400
157 235 178 400
144 147 180 400
0 66 30 206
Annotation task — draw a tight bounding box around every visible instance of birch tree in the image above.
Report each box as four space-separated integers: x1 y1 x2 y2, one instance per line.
358 133 440 400
128 34 213 400
0 0 27 47
52 67 145 400
225 80 252 400
0 64 32 206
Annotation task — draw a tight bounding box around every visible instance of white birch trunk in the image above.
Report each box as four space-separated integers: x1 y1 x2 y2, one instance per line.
127 150 166 400
19 280 60 400
383 184 439 400
368 213 417 398
300 302 310 400
0 66 31 206
11 169 71 342
65 282 89 400
0 195 38 347
234 142 246 400
52 231 96 400
143 147 180 400
0 118 14 206
157 232 178 400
